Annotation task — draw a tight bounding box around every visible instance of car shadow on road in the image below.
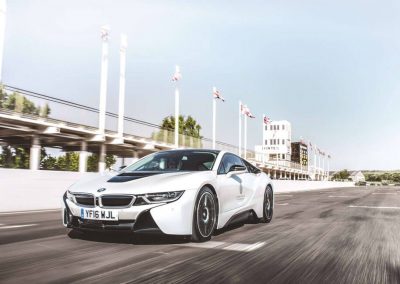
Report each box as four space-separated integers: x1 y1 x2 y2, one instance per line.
67 229 189 245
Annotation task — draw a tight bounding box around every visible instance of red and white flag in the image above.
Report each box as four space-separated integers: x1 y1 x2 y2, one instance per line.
240 104 255 118
172 66 182 82
213 89 225 102
263 115 271 124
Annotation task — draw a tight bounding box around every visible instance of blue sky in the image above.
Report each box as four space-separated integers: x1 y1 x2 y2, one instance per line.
3 0 400 170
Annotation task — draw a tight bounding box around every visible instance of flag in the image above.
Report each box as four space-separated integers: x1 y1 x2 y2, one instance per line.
263 115 271 124
213 89 225 101
172 66 182 82
241 104 255 118
101 25 110 42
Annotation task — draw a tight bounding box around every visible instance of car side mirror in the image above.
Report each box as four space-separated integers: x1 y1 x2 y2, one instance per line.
227 165 247 177
118 165 127 171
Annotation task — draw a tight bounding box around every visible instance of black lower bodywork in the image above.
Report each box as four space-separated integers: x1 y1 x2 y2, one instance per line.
63 193 163 234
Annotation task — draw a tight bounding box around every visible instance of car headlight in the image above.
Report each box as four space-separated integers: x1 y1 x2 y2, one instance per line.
142 191 184 204
66 190 76 203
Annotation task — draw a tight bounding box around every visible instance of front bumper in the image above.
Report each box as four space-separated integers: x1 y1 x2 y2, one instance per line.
62 189 197 235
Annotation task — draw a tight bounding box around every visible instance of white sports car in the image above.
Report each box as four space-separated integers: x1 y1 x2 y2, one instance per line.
62 149 274 242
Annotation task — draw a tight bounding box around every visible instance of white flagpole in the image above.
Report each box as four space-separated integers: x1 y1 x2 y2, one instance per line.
238 101 242 157
0 0 6 82
328 156 331 180
174 66 180 148
212 87 217 150
244 114 248 160
262 114 265 164
98 25 110 135
314 147 317 180
117 34 127 140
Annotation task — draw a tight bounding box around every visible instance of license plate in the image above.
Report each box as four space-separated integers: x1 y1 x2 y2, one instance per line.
80 208 119 221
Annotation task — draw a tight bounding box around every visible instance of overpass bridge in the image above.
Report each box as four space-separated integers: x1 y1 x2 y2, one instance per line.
0 85 327 180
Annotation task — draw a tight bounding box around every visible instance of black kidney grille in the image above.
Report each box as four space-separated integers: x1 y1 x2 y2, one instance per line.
101 195 133 207
75 194 95 206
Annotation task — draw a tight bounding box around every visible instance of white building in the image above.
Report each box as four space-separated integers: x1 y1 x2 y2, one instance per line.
255 120 292 162
349 171 365 183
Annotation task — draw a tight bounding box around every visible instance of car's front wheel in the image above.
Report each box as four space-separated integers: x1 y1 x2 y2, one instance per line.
191 187 217 242
260 185 273 223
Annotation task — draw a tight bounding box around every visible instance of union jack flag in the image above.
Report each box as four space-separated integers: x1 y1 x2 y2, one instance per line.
213 89 225 102
172 66 182 82
241 104 255 118
263 115 271 124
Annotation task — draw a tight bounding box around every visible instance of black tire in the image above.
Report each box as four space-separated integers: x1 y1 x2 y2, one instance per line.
191 187 218 242
260 185 273 223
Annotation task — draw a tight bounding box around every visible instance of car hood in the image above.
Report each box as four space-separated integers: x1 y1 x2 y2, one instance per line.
68 171 216 195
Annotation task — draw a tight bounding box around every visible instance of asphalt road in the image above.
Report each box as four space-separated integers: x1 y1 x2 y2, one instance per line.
2 186 400 284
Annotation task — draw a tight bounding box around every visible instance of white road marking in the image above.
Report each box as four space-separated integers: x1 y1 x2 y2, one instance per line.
372 193 397 195
0 224 37 229
0 209 61 215
223 242 266 252
177 241 266 252
276 203 289 206
349 205 400 210
329 195 353 198
177 241 226 249
276 195 293 197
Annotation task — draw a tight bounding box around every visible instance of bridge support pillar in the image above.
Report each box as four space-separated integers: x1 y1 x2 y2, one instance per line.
132 151 139 162
98 144 106 173
29 135 41 170
79 141 88 173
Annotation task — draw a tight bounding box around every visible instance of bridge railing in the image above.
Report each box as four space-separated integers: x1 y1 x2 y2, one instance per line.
1 85 310 174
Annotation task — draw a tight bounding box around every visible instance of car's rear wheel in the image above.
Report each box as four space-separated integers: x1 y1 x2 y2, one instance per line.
191 187 217 242
260 185 273 223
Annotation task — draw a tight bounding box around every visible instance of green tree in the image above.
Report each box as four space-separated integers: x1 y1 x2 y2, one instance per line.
332 169 350 180
87 154 116 172
0 86 50 118
152 115 202 147
56 152 79 171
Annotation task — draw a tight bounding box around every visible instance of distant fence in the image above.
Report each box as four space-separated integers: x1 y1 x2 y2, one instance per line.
0 168 353 212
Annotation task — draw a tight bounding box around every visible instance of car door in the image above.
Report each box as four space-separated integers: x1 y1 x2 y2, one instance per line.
217 153 246 213
239 159 260 206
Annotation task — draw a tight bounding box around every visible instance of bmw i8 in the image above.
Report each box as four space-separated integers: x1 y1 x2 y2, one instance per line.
62 149 274 242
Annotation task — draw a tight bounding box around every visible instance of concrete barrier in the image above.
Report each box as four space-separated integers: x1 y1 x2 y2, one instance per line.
0 169 354 212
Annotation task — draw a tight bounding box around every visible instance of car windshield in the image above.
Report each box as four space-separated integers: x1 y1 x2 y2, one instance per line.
122 151 218 172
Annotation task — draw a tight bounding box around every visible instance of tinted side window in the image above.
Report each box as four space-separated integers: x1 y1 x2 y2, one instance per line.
243 159 261 174
218 154 244 174
217 160 226 175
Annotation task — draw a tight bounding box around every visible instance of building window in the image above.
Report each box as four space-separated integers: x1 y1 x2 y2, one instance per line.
265 125 268 131
270 125 273 130
265 139 268 145
277 125 280 130
282 154 285 160
282 125 285 130
282 139 285 144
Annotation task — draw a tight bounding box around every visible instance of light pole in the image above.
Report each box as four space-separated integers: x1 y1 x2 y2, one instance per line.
117 34 127 141
238 101 242 157
172 65 181 148
98 25 110 135
212 87 217 149
0 0 7 82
